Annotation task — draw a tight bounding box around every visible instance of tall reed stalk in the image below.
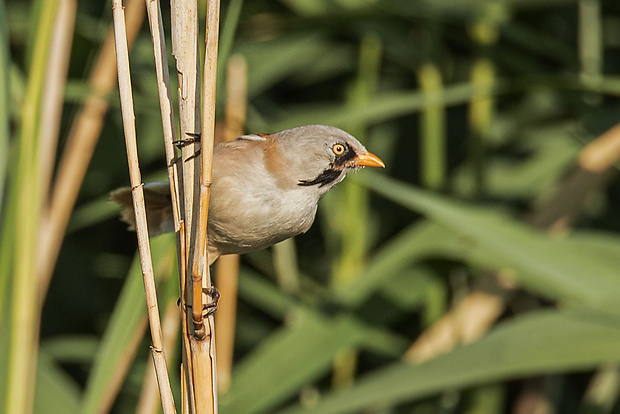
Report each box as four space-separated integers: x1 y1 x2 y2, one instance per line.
0 0 9 212
2 1 59 412
418 63 446 191
111 1 176 412
170 0 221 411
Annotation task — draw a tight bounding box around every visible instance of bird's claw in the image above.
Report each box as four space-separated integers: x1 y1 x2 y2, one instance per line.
173 132 202 147
171 132 202 163
201 286 220 317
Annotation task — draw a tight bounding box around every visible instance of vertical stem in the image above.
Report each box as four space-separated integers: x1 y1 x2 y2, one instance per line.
0 0 10 329
468 19 497 197
468 57 494 196
216 0 244 107
0 0 10 211
37 0 145 304
37 0 76 203
144 0 182 244
273 239 300 295
189 0 221 410
5 1 58 412
171 0 201 409
417 63 446 191
111 2 176 413
578 0 602 87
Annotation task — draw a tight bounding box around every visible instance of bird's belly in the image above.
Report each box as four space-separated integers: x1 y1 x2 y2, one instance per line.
207 183 318 255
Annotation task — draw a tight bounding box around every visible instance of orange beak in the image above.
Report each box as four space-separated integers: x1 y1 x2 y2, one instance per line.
355 151 385 168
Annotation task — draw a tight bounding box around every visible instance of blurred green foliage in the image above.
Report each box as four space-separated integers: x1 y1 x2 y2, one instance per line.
2 0 620 413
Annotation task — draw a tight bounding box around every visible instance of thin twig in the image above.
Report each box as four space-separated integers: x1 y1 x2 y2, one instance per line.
111 2 176 413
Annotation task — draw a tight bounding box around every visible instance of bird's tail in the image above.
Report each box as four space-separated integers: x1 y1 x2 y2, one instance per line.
109 182 174 236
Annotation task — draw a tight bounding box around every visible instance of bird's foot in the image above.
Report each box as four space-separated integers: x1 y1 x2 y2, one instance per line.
170 132 202 164
175 286 220 317
201 286 220 317
173 132 201 147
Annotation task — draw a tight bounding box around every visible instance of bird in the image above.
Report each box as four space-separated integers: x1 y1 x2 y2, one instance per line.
111 124 385 265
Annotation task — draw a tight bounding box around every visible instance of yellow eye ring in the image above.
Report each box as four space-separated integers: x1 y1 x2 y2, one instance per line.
332 144 346 155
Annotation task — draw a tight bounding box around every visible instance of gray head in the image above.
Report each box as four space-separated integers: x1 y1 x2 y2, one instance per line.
272 125 385 194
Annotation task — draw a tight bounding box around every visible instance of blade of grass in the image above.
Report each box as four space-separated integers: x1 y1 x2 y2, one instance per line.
81 236 175 413
363 172 620 308
0 0 9 211
336 219 465 307
279 308 620 414
0 0 17 324
269 82 504 131
219 309 407 414
34 350 80 414
215 0 244 110
4 1 58 413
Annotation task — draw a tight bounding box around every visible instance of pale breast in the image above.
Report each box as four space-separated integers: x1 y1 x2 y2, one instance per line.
206 140 321 255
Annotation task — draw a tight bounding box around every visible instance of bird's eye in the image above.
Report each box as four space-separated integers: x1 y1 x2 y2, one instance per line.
332 144 346 155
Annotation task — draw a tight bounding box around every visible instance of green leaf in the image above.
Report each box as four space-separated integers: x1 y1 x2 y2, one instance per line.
238 34 338 98
279 308 620 414
336 220 464 307
34 351 80 414
80 235 176 414
220 308 407 414
269 83 500 132
363 173 620 308
0 0 9 211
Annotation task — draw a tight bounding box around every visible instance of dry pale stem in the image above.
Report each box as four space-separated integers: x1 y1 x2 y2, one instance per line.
171 0 201 408
215 54 247 394
186 0 222 411
578 123 620 173
137 298 181 414
111 1 176 413
404 276 512 363
100 318 149 413
192 0 221 340
223 55 248 142
144 0 183 240
37 0 145 304
37 0 76 203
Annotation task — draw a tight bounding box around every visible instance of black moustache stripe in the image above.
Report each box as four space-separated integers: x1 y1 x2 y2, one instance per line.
298 168 342 188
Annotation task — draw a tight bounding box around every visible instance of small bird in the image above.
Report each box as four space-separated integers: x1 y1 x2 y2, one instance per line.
111 124 385 265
